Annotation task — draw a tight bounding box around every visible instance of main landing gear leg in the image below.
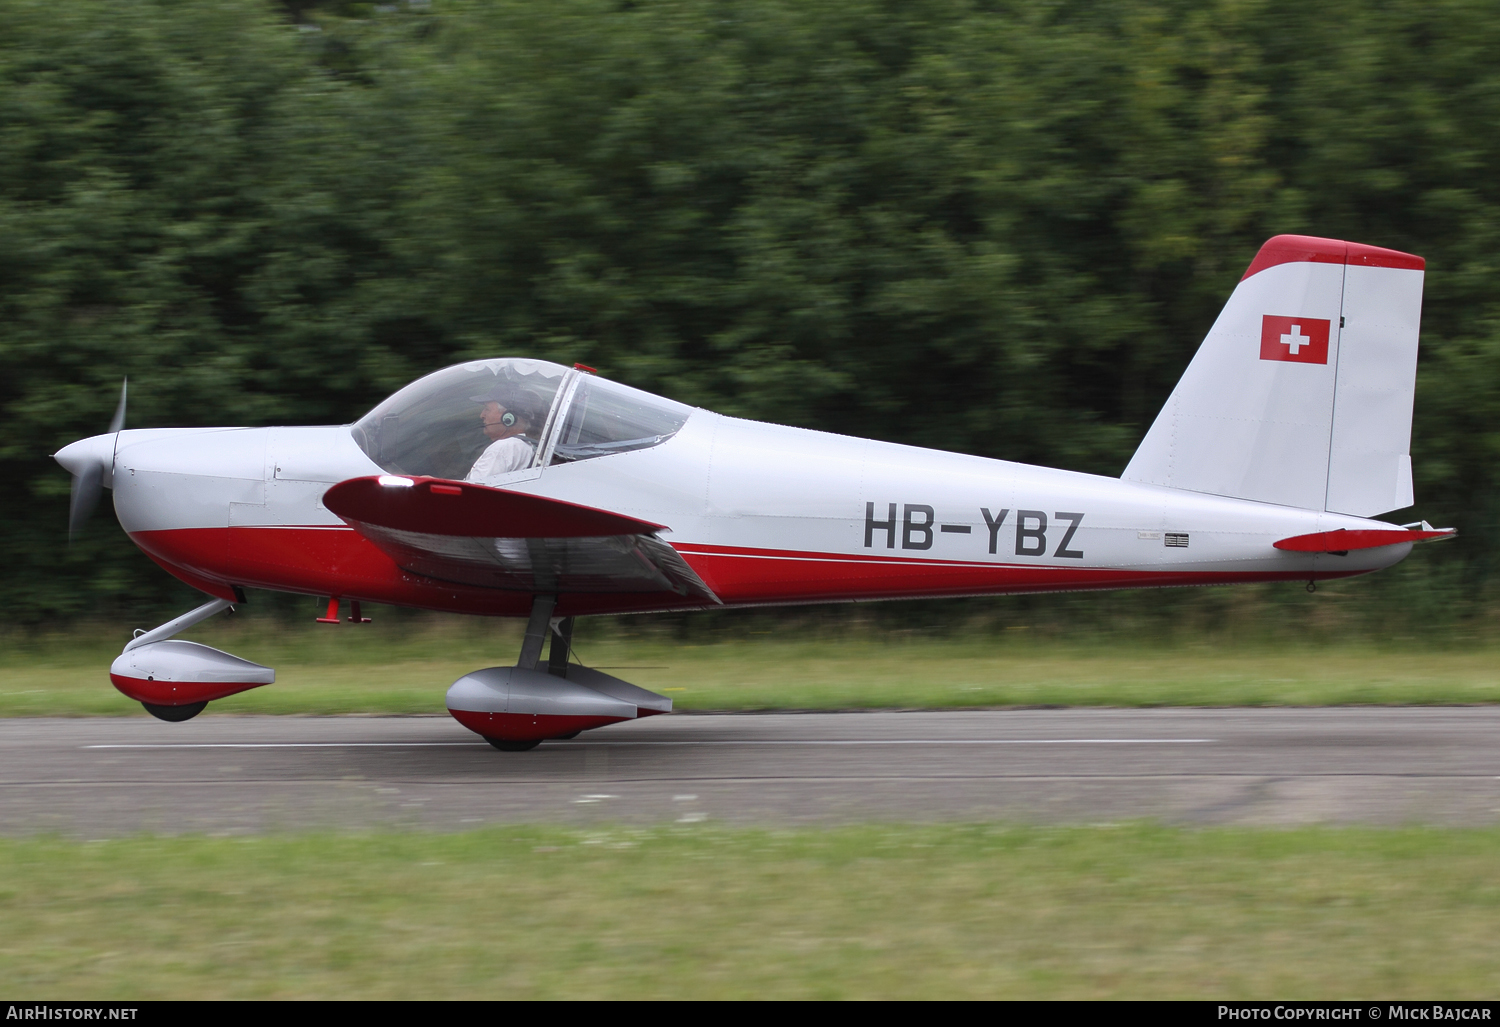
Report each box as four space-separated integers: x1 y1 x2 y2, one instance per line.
548 616 574 679
482 595 557 752
544 616 583 738
516 594 556 671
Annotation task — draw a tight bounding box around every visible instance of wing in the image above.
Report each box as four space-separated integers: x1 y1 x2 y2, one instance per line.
323 475 719 602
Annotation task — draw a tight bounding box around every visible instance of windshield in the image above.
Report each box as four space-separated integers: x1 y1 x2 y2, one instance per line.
547 375 693 465
352 358 693 480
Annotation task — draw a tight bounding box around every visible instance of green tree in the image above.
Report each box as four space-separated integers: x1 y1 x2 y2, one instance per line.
4 0 1500 625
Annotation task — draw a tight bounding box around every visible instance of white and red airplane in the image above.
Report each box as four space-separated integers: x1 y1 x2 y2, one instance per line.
55 234 1452 749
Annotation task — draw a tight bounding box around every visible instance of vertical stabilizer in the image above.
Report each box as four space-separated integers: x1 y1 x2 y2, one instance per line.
1122 235 1424 515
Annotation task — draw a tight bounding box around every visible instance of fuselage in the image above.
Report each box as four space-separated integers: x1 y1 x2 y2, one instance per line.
91 407 1407 618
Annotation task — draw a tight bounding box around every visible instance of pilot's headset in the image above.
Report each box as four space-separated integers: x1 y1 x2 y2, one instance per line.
471 387 526 430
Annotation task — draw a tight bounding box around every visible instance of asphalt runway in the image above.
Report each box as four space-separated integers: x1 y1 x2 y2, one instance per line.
2 709 1499 835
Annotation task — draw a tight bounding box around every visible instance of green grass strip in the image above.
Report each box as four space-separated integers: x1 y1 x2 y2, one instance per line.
3 824 1500 998
4 630 1500 715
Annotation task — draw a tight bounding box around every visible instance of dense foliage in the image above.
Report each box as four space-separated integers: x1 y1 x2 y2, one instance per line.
3 0 1499 623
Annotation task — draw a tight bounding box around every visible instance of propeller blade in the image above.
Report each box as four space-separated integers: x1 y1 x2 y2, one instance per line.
108 378 127 434
60 379 125 540
68 461 103 541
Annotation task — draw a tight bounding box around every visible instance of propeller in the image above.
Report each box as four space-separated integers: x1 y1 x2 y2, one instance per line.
57 379 126 541
107 378 127 435
68 460 104 540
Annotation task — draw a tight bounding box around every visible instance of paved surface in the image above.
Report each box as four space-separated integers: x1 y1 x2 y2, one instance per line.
1 709 1499 835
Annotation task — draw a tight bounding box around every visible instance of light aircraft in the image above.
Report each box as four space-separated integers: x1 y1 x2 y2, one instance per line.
54 234 1453 750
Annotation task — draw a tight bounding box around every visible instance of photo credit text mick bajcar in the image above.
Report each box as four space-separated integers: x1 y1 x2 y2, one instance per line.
1219 1008 1492 1021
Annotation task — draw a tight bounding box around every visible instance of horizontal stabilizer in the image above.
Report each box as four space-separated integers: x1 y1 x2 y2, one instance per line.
1272 527 1455 553
324 475 665 537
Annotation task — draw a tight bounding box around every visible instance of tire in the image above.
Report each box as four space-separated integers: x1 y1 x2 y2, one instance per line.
142 701 208 723
485 736 542 752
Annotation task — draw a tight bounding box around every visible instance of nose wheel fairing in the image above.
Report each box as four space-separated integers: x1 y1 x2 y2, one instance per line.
109 638 274 707
108 600 274 715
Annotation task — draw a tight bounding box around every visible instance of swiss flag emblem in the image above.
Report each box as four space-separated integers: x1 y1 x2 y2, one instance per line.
1260 315 1331 364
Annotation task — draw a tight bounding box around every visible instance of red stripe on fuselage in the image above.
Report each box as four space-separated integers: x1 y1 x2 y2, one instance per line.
672 542 1362 603
131 527 1362 616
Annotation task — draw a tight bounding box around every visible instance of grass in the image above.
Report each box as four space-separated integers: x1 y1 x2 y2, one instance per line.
2 615 1500 715
2 823 1499 999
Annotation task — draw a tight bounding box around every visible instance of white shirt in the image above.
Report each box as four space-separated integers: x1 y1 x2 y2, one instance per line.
465 436 535 482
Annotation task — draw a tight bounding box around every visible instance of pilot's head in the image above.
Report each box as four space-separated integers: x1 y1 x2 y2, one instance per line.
474 390 540 442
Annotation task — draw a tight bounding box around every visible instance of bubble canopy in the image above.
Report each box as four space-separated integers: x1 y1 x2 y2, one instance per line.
351 358 693 482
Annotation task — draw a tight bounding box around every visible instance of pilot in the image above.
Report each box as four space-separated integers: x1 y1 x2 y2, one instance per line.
465 389 542 482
